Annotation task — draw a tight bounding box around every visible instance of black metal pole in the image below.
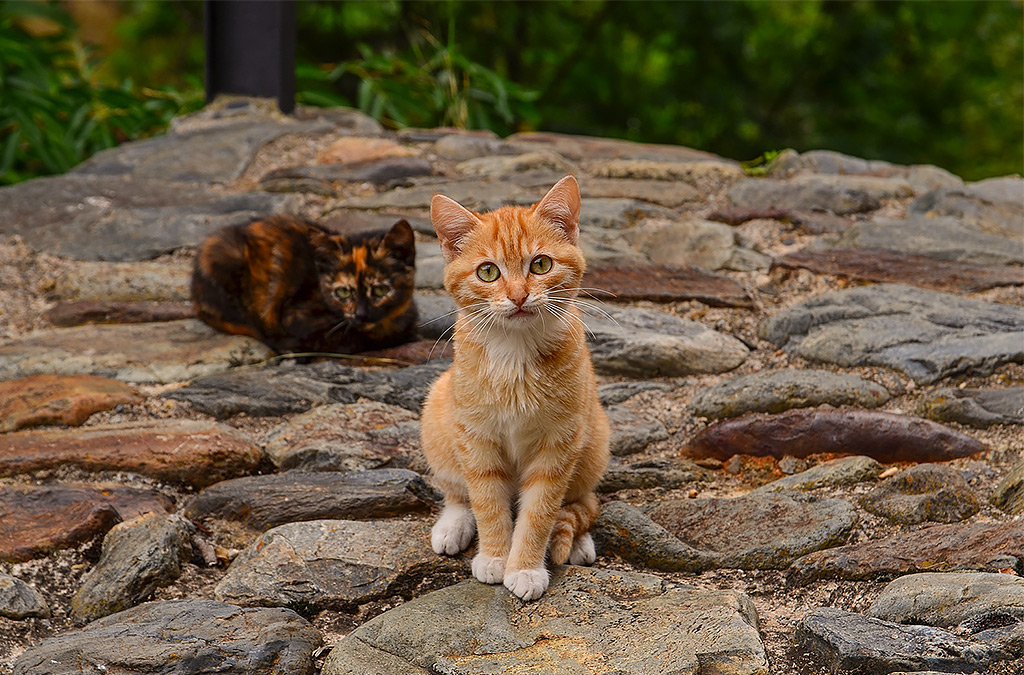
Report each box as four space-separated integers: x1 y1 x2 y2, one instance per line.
204 0 296 113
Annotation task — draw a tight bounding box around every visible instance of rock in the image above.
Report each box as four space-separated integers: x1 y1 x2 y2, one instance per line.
584 263 755 308
183 469 440 530
599 457 702 492
0 484 173 563
909 177 1024 239
433 134 503 160
585 304 749 377
621 218 768 271
316 136 416 164
593 501 716 572
690 368 890 420
321 565 768 675
344 179 540 211
581 177 700 207
920 386 1024 429
0 319 272 385
597 380 675 406
215 519 465 614
0 420 263 487
860 464 981 524
263 401 421 473
509 131 729 163
0 573 50 619
579 198 675 229
682 409 986 463
356 339 453 366
455 151 572 177
869 572 1024 628
774 248 1023 293
321 359 450 412
46 300 195 327
71 513 196 622
788 521 1024 586
768 149 897 177
778 455 808 475
754 456 883 494
588 158 744 184
797 607 1013 675
414 294 458 340
53 259 191 302
992 461 1024 516
161 366 338 418
758 283 1024 384
728 174 913 215
0 374 141 433
414 238 445 289
259 157 435 192
605 405 669 456
295 105 384 135
12 599 320 675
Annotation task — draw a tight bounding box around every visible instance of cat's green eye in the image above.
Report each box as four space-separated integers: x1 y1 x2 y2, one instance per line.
530 255 553 275
334 286 353 299
476 263 500 282
372 285 389 298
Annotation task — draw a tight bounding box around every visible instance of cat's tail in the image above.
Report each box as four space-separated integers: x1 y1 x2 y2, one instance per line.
549 492 600 566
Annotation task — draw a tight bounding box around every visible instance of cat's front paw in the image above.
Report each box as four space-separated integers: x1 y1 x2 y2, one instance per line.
431 505 476 555
472 553 506 584
503 567 550 601
569 533 596 566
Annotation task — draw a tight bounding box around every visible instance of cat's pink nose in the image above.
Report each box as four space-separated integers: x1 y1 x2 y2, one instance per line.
509 294 527 308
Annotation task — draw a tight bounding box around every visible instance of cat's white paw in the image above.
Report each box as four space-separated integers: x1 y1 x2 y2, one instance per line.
503 567 550 601
472 553 506 584
568 533 596 566
431 505 476 555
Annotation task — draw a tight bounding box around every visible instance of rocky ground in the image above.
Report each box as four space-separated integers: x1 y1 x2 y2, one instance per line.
0 97 1022 675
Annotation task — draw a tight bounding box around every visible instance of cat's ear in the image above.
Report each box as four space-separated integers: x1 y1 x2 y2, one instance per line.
382 219 415 267
431 194 484 262
533 174 581 245
311 230 342 270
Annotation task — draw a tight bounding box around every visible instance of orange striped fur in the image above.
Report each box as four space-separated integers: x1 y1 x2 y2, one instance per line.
421 175 610 601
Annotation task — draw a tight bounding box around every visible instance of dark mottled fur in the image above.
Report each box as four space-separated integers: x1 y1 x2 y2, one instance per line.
191 215 417 354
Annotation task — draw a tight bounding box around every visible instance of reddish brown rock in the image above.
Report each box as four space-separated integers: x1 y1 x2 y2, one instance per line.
788 521 1024 586
0 374 141 433
46 301 196 327
0 484 174 562
775 248 1023 293
0 420 262 487
316 137 415 164
584 264 754 308
682 409 987 464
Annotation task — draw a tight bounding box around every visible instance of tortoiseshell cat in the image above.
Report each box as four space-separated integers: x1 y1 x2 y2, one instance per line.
191 215 417 354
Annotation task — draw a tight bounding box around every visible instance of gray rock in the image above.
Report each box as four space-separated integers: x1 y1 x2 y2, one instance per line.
869 572 1024 628
53 259 192 302
12 599 320 675
920 386 1024 428
598 458 702 493
414 239 445 289
455 151 572 177
859 463 981 524
797 607 1014 675
909 177 1024 239
621 218 744 270
344 179 541 211
581 177 700 207
597 380 675 406
260 157 435 192
754 456 884 494
992 460 1024 516
324 359 450 412
71 513 196 622
759 283 1024 384
415 294 458 340
182 469 440 529
768 149 897 177
577 227 650 266
586 304 749 377
433 134 504 160
691 368 890 420
295 105 384 135
322 565 768 675
593 500 716 572
728 174 913 215
605 405 669 456
0 573 49 619
579 198 675 229
161 366 338 418
215 519 465 614
0 319 272 385
587 157 744 182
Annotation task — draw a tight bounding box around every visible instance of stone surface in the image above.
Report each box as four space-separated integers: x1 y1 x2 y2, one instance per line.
593 500 716 572
0 420 263 487
728 174 913 214
581 177 700 207
182 469 440 530
455 151 572 177
0 319 272 384
52 259 191 302
215 519 465 614
597 380 676 406
584 263 754 308
317 136 415 164
605 405 669 456
759 283 1024 384
344 178 540 211
598 457 702 493
992 460 1024 516
262 402 422 473
0 374 141 433
0 484 173 563
754 456 883 494
920 386 1024 429
71 513 196 622
798 607 1013 675
909 177 1024 239
869 572 1024 628
12 599 320 675
690 369 890 420
859 463 981 524
579 198 675 229
588 157 743 184
0 573 50 619
322 565 768 675
510 131 729 163
433 133 503 160
585 304 749 377
46 300 196 327
259 157 435 192
788 521 1024 585
161 366 338 418
622 218 770 271
682 409 986 463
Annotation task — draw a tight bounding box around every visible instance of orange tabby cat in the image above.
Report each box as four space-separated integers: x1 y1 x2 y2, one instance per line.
420 175 610 601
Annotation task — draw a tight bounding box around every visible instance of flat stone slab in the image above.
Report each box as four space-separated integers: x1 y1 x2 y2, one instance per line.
263 402 422 473
53 259 191 302
581 177 700 207
215 519 466 614
0 573 50 619
0 374 141 433
754 456 884 494
909 177 1024 239
584 263 754 308
343 178 540 211
728 174 913 215
606 405 670 457
869 572 1024 628
758 283 1024 384
690 368 890 420
162 366 339 419
788 521 1024 586
0 420 263 487
920 386 1024 428
322 566 768 675
599 457 702 493
0 319 272 384
0 484 173 563
46 300 195 327
12 599 320 675
259 157 435 193
182 469 440 530
993 461 1024 516
859 464 981 524
682 409 986 463
510 131 729 163
798 607 1015 675
621 218 769 271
